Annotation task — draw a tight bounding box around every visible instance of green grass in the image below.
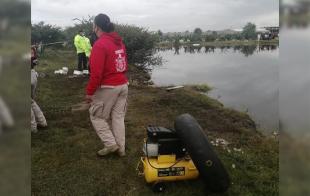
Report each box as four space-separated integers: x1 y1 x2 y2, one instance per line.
186 84 212 93
31 49 278 195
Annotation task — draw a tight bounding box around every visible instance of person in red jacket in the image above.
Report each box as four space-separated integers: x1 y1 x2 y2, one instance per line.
86 14 128 157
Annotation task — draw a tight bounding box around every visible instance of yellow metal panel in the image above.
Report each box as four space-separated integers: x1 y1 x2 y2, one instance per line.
141 156 199 183
157 155 176 163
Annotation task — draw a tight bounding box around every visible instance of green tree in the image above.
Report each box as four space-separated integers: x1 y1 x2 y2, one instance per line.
154 30 163 42
157 30 163 37
31 22 65 44
242 22 257 40
193 28 202 35
63 16 94 47
192 27 203 42
67 18 163 69
232 33 243 40
115 24 162 69
32 16 162 71
205 31 217 42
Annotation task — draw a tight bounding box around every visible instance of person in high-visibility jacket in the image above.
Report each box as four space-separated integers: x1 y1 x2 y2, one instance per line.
83 35 92 72
74 30 88 71
84 36 92 58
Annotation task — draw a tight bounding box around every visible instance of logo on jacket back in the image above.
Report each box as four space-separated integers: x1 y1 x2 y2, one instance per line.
115 49 126 72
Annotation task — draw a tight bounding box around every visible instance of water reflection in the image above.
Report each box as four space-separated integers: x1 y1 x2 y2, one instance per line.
183 45 203 53
239 45 256 57
173 40 180 55
157 44 278 57
152 45 278 132
204 46 216 53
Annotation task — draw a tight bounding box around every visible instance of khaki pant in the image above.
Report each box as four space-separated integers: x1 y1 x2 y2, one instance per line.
89 84 128 152
31 99 47 130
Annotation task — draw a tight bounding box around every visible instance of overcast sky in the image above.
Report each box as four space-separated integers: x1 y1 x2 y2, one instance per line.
31 0 279 32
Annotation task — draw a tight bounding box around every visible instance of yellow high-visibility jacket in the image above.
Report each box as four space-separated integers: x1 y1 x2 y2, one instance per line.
84 37 92 57
74 34 85 54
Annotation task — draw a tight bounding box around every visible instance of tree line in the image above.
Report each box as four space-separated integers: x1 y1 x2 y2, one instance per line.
31 17 162 73
155 22 258 43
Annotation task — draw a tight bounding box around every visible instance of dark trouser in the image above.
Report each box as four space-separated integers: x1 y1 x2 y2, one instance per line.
86 57 91 73
77 52 87 71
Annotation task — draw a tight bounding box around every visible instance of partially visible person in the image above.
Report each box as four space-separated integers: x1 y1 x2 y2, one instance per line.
86 14 129 157
31 46 38 98
31 46 47 133
90 32 98 47
84 34 92 72
74 30 88 71
31 99 47 133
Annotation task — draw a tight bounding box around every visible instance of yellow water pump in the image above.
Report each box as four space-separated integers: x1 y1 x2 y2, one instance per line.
139 114 230 193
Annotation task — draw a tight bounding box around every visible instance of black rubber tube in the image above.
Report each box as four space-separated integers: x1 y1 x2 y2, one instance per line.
174 113 230 193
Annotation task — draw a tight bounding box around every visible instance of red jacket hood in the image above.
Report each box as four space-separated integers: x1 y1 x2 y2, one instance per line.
100 32 123 46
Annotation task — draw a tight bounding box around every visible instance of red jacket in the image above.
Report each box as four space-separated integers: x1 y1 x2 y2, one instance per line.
86 32 128 95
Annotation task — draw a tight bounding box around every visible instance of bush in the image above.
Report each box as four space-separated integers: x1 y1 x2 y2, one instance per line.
31 22 65 45
62 17 94 48
115 24 162 69
32 17 162 72
63 19 162 70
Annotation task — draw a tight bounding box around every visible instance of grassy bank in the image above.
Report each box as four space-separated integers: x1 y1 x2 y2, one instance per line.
31 49 278 195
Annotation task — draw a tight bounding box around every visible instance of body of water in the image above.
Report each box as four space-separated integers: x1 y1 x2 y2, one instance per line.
280 27 310 135
152 44 279 132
